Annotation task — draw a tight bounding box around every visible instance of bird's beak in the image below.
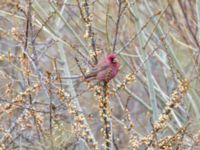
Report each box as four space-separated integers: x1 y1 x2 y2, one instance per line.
113 58 119 63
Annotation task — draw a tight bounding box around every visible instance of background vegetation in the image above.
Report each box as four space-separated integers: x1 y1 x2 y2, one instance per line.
0 0 199 149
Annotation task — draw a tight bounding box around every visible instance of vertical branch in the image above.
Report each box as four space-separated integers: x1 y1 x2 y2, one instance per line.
84 0 98 64
24 0 32 102
112 1 127 52
46 71 54 150
76 0 98 64
26 0 43 142
24 1 30 52
99 82 112 150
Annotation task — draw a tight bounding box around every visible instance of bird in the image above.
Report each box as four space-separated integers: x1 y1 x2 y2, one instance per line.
60 53 120 83
84 53 120 82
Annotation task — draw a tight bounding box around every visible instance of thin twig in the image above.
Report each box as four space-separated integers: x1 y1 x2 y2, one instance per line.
112 1 127 52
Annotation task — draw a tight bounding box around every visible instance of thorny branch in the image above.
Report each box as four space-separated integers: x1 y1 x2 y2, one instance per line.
76 0 98 64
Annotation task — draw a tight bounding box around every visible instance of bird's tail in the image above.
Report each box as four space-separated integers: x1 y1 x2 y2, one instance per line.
57 74 96 87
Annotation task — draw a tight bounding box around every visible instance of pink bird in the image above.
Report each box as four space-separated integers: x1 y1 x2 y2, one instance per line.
59 53 120 83
84 53 120 82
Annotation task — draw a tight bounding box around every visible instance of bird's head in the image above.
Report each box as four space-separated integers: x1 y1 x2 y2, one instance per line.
107 53 120 68
107 53 118 63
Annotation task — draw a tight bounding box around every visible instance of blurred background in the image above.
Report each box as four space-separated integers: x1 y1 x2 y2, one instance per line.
0 0 200 149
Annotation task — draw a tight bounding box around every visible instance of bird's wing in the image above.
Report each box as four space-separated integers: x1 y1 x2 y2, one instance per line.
85 64 110 79
92 63 110 74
